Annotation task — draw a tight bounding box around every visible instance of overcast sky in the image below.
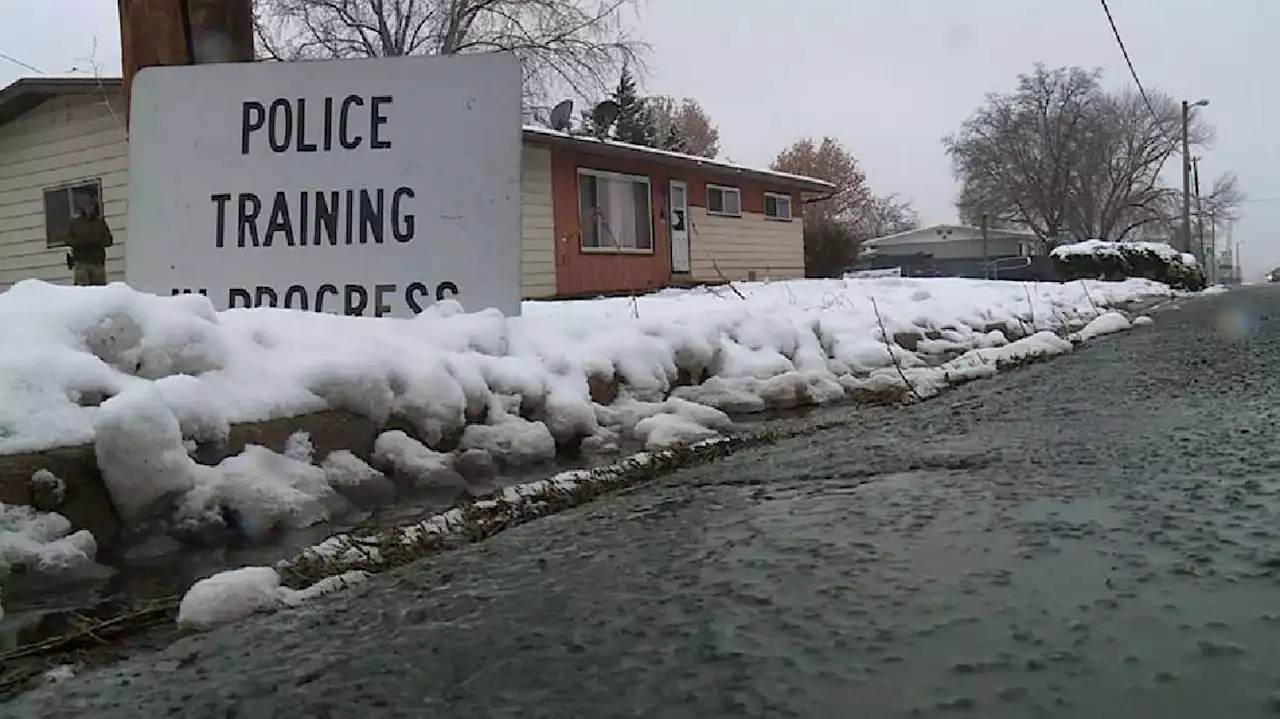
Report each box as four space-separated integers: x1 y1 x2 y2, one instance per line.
3 0 1278 276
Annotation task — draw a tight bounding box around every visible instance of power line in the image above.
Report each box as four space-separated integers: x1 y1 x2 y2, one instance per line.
0 50 43 74
1098 0 1161 124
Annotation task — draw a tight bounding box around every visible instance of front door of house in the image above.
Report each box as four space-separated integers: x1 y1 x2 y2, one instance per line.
669 179 690 273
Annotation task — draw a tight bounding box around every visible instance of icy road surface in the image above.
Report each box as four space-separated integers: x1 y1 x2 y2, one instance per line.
9 286 1280 718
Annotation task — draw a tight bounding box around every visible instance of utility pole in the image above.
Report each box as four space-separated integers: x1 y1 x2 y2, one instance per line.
117 0 256 126
1181 100 1193 254
1207 211 1217 285
1191 156 1205 266
980 213 990 280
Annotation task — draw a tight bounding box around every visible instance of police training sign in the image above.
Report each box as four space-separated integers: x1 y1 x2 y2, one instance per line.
125 53 523 317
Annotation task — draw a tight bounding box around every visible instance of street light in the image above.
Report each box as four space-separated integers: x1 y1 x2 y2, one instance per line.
1181 99 1209 255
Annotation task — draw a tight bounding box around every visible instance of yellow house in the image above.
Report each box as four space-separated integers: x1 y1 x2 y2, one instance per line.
0 77 831 299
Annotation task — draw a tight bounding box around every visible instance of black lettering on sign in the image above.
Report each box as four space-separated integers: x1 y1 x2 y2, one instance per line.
373 284 395 317
264 191 295 247
255 286 279 308
339 95 363 150
238 194 262 247
296 99 317 153
211 193 231 248
322 97 335 152
316 284 339 313
343 284 369 316
268 99 292 153
359 189 384 244
239 95 394 155
315 191 339 246
213 189 416 249
170 288 209 296
228 288 252 308
222 282 460 316
241 101 265 155
282 285 309 310
392 187 414 242
370 96 392 149
405 282 429 314
436 282 459 301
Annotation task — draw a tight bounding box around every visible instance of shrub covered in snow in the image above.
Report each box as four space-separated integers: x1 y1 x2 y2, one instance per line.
1050 239 1206 290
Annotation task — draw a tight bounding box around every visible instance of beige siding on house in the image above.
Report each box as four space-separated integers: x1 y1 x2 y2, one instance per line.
688 207 804 282
0 94 129 288
520 144 556 298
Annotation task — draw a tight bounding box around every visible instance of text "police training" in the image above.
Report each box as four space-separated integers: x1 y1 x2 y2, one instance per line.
210 95 414 249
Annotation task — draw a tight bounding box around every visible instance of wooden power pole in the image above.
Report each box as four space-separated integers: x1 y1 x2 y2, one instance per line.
117 0 256 125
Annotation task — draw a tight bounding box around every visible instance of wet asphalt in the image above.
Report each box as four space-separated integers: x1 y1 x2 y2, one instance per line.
8 285 1280 719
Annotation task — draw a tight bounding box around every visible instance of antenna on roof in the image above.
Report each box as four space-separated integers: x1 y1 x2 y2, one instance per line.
591 100 619 139
548 99 573 132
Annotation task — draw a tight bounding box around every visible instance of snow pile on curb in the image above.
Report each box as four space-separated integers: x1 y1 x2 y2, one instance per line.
187 437 736 630
176 565 368 630
0 277 1170 546
1069 311 1132 343
0 501 98 620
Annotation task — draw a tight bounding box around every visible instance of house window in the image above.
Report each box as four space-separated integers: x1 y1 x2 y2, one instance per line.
578 169 654 252
764 192 792 221
44 180 102 248
706 184 741 217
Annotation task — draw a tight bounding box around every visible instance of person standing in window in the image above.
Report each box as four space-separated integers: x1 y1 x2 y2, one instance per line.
62 189 113 286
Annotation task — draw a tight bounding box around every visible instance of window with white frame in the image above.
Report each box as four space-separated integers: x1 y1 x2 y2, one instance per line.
44 179 102 248
706 184 741 217
764 192 792 221
578 169 654 251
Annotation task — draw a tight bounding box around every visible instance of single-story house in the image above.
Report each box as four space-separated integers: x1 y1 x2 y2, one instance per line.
862 223 1040 260
0 77 832 299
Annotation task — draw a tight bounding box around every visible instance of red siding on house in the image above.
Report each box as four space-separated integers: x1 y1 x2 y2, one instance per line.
549 144 806 296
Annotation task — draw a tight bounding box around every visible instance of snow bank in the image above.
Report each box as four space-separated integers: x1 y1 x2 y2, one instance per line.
0 500 98 619
0 277 1169 542
1070 311 1132 342
176 565 367 631
0 503 97 576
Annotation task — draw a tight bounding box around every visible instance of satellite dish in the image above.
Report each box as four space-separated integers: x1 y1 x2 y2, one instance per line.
591 100 620 138
549 99 574 132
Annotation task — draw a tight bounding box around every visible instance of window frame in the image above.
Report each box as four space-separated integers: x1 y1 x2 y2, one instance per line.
44 178 104 248
763 191 794 222
576 167 655 255
705 183 743 218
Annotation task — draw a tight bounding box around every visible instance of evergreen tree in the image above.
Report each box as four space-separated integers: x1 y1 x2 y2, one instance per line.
608 68 656 146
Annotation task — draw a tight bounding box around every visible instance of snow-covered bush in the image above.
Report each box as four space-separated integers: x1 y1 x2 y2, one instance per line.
1050 239 1206 290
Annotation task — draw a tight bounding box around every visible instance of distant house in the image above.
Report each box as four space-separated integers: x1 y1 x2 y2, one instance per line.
858 223 1047 280
0 76 833 300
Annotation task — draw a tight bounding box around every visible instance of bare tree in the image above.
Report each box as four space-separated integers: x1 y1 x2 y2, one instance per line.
254 0 647 104
944 64 1239 246
648 96 719 158
772 136 916 276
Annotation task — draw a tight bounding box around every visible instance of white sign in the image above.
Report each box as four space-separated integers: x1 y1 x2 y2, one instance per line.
126 53 523 317
844 267 903 279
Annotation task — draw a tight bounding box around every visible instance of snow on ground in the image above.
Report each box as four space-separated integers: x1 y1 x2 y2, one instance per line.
0 276 1172 554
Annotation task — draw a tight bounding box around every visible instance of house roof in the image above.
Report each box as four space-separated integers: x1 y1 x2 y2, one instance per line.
863 223 1037 247
0 77 123 127
0 75 833 195
521 126 834 194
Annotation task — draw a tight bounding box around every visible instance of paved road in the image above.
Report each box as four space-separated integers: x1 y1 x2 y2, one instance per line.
10 286 1280 718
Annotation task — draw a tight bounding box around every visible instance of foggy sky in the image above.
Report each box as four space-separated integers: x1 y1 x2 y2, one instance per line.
3 0 1276 276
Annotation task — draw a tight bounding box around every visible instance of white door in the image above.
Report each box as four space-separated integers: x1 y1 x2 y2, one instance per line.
669 180 690 273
